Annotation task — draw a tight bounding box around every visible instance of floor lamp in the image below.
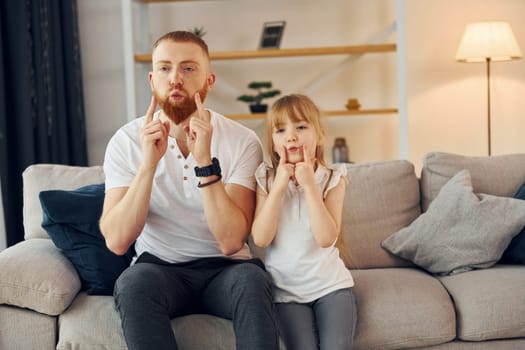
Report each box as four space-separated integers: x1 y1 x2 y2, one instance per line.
456 21 522 156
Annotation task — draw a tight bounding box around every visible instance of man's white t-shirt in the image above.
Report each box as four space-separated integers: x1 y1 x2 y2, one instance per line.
103 110 263 263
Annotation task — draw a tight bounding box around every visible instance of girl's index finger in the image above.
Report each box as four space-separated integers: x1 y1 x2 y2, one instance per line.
279 146 288 165
302 144 310 164
145 95 157 125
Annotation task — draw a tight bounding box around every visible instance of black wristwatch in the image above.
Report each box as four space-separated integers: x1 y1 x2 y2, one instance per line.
194 157 221 177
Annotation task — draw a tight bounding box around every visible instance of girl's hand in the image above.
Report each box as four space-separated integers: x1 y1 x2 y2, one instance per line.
273 146 294 192
294 144 316 188
186 92 213 165
140 96 170 169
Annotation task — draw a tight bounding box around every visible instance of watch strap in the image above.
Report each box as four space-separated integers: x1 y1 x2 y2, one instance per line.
194 157 221 177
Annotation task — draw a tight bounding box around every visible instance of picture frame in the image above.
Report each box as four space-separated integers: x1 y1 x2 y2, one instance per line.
258 21 286 49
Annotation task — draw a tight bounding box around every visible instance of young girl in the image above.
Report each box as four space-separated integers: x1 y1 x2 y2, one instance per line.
251 94 357 350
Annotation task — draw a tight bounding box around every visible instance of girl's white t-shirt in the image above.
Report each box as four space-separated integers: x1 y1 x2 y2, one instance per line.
255 163 354 303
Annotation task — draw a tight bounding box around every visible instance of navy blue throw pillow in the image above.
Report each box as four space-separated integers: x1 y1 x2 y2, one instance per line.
39 184 134 295
500 181 525 264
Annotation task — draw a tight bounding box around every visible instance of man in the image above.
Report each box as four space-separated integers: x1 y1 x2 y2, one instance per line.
100 31 279 350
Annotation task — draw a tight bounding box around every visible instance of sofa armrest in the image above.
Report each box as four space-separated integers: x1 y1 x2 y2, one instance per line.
0 239 81 315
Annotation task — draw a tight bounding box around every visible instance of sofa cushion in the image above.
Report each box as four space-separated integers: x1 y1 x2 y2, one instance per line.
23 164 105 239
420 152 525 212
0 239 81 316
343 160 421 269
57 294 126 350
58 293 239 350
439 265 525 341
58 293 286 350
351 268 455 349
410 339 525 349
0 304 57 350
382 170 525 275
39 184 134 296
500 180 525 264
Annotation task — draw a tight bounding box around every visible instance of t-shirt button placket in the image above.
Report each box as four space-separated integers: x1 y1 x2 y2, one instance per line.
183 163 191 198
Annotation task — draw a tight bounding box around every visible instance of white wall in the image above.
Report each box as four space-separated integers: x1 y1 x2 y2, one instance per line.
405 0 525 172
77 0 128 165
77 0 525 172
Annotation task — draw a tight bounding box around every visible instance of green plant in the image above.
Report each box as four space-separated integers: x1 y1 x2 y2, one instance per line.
190 26 206 38
237 81 281 106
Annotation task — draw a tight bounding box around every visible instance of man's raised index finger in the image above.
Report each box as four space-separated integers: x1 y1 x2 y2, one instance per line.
195 92 209 121
145 96 157 124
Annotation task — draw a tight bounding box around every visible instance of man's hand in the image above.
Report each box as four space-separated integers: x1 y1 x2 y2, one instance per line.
186 92 213 165
140 96 170 169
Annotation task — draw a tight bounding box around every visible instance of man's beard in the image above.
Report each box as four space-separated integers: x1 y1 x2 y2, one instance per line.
154 84 208 124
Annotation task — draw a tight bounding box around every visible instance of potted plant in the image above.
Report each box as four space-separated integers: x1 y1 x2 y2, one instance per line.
190 26 206 38
237 81 281 113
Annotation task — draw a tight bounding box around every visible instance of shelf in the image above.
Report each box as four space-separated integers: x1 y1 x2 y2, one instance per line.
227 108 398 120
322 108 398 116
134 44 396 63
137 0 205 3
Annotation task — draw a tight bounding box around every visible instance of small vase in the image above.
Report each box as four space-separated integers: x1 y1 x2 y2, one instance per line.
249 104 268 113
332 137 350 163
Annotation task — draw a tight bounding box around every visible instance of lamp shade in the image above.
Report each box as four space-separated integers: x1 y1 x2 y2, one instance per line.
456 21 522 62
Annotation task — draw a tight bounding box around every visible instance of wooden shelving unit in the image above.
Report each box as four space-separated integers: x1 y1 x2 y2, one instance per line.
138 0 206 3
122 0 408 158
321 108 398 117
133 44 398 119
227 108 398 121
134 44 396 63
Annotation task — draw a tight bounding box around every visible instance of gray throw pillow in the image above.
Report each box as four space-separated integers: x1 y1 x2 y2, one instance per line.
0 239 81 315
381 169 525 275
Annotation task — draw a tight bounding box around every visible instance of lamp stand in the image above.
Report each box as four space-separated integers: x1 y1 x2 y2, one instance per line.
486 57 492 156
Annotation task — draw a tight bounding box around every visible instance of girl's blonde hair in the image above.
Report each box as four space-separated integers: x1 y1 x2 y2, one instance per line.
266 94 325 170
265 94 350 264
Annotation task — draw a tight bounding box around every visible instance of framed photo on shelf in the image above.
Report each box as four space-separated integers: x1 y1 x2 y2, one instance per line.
259 21 286 49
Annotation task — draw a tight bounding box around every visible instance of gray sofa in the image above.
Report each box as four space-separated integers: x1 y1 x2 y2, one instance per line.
1 151 525 350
